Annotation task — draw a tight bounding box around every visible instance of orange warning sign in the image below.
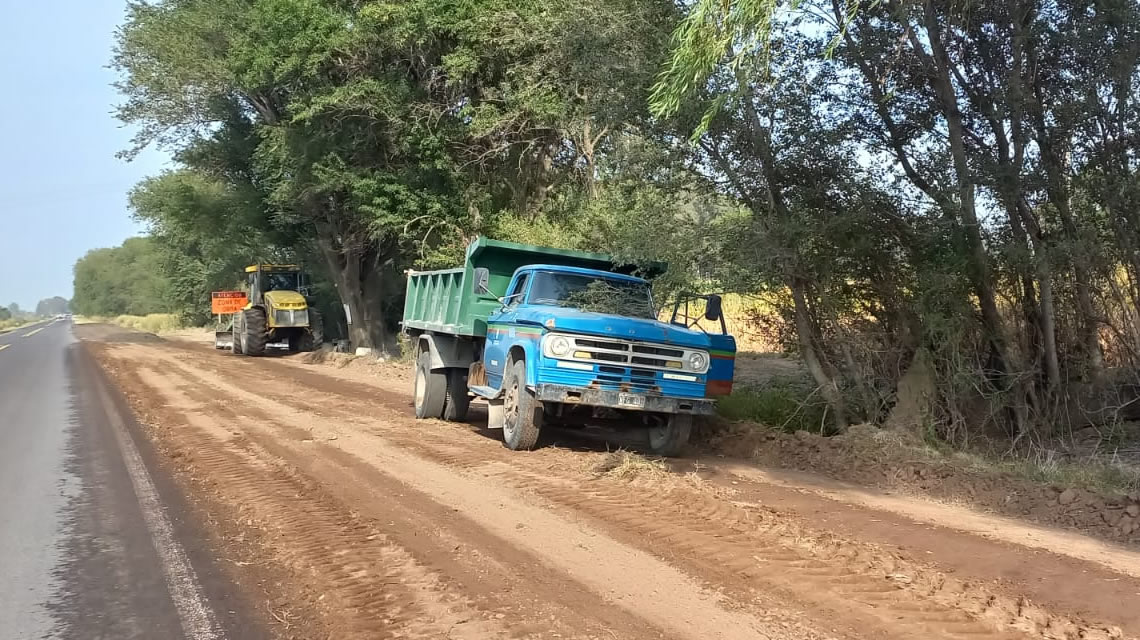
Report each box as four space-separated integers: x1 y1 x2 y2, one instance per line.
211 291 248 314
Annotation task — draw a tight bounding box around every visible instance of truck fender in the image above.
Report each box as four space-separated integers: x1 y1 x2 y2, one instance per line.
504 343 542 390
417 333 476 371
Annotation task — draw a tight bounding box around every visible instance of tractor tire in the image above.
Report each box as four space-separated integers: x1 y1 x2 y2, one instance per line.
502 358 542 450
647 413 692 457
299 309 323 352
442 369 470 422
232 315 244 354
242 307 268 356
413 350 447 419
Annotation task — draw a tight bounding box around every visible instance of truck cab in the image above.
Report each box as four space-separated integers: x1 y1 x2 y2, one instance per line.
402 238 736 456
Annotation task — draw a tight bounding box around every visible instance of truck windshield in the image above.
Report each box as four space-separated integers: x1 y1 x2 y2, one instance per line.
264 272 299 292
527 271 654 318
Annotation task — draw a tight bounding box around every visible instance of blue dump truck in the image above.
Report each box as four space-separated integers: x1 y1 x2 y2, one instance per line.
401 237 736 455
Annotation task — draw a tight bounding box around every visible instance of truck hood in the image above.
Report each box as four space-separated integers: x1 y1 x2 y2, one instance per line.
516 306 712 350
263 290 307 309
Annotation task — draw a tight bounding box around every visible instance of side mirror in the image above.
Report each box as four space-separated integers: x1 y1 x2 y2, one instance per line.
472 267 491 295
704 295 722 321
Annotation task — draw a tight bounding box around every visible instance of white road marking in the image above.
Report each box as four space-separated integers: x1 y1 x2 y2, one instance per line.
0 344 8 352
93 367 224 640
23 327 45 338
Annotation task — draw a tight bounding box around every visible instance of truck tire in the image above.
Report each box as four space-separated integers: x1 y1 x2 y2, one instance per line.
442 369 470 422
298 309 323 352
232 315 244 354
242 307 268 356
414 351 447 419
502 358 542 450
647 413 691 457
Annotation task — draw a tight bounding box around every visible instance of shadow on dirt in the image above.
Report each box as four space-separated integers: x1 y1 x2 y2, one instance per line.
455 402 658 455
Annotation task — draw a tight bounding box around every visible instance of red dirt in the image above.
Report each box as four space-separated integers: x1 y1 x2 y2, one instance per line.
80 324 1140 640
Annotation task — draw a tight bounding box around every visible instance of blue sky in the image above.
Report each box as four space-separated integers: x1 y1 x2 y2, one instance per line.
0 1 169 310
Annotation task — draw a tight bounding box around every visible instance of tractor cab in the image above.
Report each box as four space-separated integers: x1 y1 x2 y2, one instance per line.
245 264 308 303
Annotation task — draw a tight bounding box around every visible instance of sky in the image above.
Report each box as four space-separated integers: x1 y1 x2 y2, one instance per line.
0 0 169 311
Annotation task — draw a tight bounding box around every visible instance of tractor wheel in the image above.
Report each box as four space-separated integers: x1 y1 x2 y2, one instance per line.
647 413 692 457
242 307 268 356
232 314 244 354
299 309 323 352
442 369 470 422
502 358 541 450
413 350 447 419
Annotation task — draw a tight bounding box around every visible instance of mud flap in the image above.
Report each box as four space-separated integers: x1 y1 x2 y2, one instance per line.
487 398 504 429
214 331 233 350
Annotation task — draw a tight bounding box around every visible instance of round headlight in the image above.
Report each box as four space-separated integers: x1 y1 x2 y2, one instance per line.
549 336 571 356
688 352 708 371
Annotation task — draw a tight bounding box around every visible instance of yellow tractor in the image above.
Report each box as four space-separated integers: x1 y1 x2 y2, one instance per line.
227 264 323 355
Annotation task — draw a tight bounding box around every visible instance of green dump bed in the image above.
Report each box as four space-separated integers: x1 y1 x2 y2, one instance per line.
402 237 640 337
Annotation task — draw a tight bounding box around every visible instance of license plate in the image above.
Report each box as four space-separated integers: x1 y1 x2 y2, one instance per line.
617 393 645 408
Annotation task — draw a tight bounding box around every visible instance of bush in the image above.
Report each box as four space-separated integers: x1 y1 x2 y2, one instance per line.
717 378 836 435
0 317 34 333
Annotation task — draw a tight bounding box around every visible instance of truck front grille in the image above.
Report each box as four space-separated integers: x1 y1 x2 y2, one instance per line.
588 366 661 393
274 309 308 327
569 336 688 371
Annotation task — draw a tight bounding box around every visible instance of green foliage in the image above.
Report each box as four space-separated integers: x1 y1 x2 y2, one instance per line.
113 0 677 348
559 280 656 319
717 378 835 435
0 307 10 321
72 237 175 317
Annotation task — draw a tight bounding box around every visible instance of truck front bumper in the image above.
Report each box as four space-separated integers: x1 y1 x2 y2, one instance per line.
535 384 716 416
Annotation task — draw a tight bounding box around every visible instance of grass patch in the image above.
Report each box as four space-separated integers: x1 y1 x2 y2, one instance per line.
592 450 670 480
717 378 834 434
960 448 1140 495
77 313 184 333
114 313 183 333
0 318 41 333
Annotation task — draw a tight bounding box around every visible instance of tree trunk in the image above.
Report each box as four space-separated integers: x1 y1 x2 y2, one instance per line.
734 67 849 429
1023 33 1103 376
314 229 391 354
917 2 1010 369
791 278 848 430
917 0 1030 432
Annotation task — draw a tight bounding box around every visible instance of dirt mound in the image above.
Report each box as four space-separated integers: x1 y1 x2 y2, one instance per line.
700 421 1140 545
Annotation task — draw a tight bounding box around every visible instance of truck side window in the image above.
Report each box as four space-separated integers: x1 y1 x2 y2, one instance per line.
507 273 529 308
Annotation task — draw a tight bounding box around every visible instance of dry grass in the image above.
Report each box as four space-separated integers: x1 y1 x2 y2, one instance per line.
74 313 185 334
0 318 41 333
592 450 670 480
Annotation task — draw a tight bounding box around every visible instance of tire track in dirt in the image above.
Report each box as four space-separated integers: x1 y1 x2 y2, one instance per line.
94 339 1128 640
135 347 1114 639
114 345 830 640
139 362 697 640
107 359 541 640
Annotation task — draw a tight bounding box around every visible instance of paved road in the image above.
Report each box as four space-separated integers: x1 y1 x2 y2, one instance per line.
0 320 257 640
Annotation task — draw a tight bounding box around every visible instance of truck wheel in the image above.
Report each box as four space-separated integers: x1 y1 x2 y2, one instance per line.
242 307 268 356
232 316 244 354
648 413 691 457
502 358 542 450
300 310 323 352
442 369 470 422
413 351 447 419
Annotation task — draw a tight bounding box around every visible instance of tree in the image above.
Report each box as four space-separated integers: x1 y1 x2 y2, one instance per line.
114 0 675 351
650 0 1140 439
35 297 70 316
72 237 173 317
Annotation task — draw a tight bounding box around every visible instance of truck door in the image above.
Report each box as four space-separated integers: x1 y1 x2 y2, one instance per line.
484 271 531 388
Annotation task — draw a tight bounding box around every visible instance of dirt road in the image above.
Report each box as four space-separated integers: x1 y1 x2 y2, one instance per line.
80 324 1140 640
